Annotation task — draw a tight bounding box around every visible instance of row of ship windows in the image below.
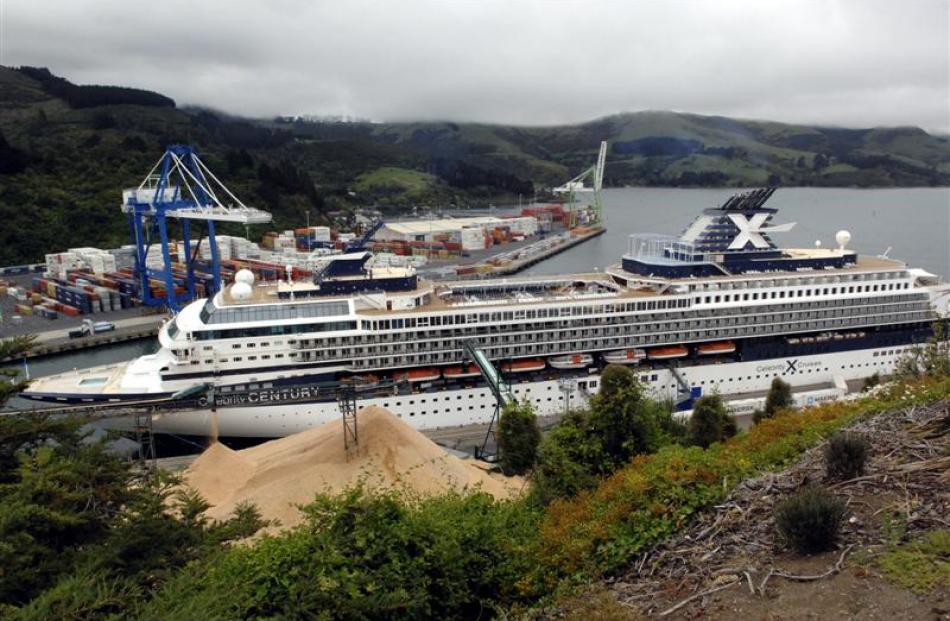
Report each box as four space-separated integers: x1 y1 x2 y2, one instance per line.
336 294 926 347
189 353 288 365
309 310 925 362
188 298 920 359
343 315 924 369
697 281 909 304
302 295 925 350
362 299 692 331
683 270 905 292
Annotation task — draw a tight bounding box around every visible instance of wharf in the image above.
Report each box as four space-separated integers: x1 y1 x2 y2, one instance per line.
2 315 165 361
460 226 605 278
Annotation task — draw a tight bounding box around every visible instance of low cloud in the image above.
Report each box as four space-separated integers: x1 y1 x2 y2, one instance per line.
3 0 948 131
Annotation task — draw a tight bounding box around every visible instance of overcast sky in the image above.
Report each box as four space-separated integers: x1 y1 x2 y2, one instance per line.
2 0 948 131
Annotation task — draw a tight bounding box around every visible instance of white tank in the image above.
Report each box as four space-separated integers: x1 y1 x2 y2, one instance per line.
235 269 255 285
231 281 253 300
835 230 852 250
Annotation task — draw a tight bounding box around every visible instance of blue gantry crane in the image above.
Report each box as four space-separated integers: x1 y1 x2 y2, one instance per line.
122 145 272 312
343 220 385 253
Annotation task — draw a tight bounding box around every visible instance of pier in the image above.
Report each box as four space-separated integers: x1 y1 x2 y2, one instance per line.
459 225 605 278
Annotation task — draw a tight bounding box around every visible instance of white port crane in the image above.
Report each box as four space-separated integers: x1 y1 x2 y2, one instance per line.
552 140 607 226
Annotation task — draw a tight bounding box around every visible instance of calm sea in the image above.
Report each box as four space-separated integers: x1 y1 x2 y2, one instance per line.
5 188 949 389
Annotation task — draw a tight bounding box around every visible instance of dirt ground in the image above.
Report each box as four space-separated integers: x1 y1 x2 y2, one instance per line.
575 399 950 620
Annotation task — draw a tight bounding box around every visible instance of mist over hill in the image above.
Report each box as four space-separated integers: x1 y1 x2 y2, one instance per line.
0 65 947 265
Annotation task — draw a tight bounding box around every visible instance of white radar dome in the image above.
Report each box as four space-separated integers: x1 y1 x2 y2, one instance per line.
815 240 822 248
231 281 253 300
235 269 255 285
835 230 852 249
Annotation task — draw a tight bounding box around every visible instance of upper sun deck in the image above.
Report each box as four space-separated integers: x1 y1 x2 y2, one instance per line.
610 251 908 286
218 266 416 307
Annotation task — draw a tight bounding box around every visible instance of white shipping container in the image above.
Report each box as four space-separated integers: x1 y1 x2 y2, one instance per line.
311 226 332 242
461 227 487 251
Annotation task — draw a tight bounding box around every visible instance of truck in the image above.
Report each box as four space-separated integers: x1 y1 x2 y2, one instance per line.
67 319 115 339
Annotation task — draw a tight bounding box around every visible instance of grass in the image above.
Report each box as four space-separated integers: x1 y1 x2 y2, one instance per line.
353 166 437 194
877 530 950 594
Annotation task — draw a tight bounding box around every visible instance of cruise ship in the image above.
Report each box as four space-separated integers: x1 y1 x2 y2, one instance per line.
22 188 950 438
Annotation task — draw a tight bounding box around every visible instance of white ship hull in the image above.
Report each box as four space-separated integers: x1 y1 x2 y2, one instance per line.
105 344 909 438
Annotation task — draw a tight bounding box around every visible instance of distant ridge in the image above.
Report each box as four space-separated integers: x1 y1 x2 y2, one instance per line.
0 65 947 264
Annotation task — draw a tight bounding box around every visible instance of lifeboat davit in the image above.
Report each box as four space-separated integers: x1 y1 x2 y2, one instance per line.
501 359 546 373
696 341 736 356
646 345 689 360
442 364 482 379
393 368 440 383
549 353 594 370
603 348 647 365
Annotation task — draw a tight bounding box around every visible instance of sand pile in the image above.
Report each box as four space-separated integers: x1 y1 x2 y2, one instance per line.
183 406 522 529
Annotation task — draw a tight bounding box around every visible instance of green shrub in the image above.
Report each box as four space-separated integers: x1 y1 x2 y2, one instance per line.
142 488 541 620
498 400 541 475
775 486 847 554
758 377 793 421
824 432 870 480
688 394 736 448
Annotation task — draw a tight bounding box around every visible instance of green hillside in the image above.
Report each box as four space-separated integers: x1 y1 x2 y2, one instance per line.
1 65 948 265
331 110 950 188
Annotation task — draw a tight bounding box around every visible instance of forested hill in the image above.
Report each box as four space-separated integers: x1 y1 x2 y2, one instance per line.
0 65 948 265
280 111 950 189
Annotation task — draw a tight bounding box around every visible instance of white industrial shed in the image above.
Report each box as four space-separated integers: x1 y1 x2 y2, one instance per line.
377 216 538 250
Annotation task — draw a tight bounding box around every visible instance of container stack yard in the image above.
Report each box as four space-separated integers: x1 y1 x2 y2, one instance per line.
1 205 601 326
452 204 605 278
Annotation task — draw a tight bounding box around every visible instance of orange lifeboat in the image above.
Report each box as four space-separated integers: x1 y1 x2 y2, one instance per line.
603 348 647 365
549 353 594 369
697 341 736 356
646 345 689 360
393 368 441 383
501 359 546 373
442 364 481 379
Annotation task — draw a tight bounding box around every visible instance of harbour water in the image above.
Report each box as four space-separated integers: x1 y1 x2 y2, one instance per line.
5 187 949 391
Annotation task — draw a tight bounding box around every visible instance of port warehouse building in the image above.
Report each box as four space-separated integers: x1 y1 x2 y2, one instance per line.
376 216 539 251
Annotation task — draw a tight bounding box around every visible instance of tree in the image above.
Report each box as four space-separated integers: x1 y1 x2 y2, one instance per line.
689 394 736 448
756 377 793 422
586 365 667 471
894 321 950 380
531 410 604 504
0 411 263 610
0 335 35 406
922 320 950 377
497 400 541 476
